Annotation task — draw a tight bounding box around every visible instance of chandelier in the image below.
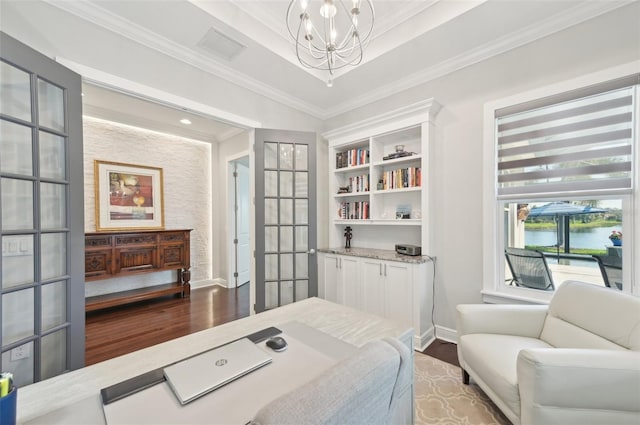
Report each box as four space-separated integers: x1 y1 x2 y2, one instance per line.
286 0 375 84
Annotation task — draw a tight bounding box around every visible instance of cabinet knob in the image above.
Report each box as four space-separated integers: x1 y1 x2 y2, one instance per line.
308 249 316 255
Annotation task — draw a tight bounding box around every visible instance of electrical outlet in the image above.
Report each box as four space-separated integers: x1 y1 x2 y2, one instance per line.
10 345 30 361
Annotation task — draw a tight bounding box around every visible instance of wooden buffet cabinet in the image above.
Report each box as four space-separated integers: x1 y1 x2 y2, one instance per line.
84 229 192 312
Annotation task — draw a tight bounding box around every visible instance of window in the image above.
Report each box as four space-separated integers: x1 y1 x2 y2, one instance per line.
483 64 639 302
504 199 624 290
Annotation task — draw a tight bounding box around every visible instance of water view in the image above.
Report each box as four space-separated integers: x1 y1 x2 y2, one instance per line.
525 225 621 250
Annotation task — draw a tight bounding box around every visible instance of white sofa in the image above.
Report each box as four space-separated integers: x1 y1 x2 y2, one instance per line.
457 280 640 425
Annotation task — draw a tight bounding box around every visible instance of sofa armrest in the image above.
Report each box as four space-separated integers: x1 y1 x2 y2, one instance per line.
456 304 548 339
518 349 640 424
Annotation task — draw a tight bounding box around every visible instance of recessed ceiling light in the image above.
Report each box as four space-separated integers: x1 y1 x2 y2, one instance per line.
180 118 192 125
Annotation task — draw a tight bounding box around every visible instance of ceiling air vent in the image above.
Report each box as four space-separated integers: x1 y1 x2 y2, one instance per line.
197 28 247 61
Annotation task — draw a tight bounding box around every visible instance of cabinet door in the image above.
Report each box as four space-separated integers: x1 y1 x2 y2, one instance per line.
384 261 413 327
361 259 385 317
85 249 113 280
320 254 340 303
340 256 360 309
115 247 158 274
159 244 186 269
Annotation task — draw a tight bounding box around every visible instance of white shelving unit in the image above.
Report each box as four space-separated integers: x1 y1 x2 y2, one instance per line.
319 99 441 350
322 99 441 251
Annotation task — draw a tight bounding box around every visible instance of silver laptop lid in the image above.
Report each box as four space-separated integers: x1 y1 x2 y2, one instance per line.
163 337 272 405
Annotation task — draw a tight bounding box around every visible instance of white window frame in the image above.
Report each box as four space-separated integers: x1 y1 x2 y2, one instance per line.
482 61 640 304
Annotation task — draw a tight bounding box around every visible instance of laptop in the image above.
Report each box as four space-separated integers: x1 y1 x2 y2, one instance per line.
163 337 272 405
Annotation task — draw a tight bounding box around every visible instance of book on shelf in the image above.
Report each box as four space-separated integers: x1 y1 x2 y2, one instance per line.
338 201 369 220
347 174 369 193
382 167 421 190
336 148 369 169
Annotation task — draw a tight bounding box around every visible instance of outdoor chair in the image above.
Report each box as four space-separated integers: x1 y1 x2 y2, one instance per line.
505 247 555 291
592 255 623 290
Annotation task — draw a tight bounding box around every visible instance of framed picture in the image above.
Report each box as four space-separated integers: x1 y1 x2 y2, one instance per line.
94 160 165 231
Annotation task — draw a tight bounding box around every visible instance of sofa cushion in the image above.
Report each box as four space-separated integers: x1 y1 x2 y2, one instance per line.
540 281 640 350
459 334 552 416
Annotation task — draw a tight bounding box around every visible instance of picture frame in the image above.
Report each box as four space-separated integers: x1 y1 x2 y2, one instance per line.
94 160 165 231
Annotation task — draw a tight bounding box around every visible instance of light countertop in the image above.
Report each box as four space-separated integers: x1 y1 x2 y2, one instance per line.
319 247 432 264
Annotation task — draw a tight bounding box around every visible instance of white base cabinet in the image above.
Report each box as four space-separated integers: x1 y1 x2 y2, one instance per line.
319 251 434 350
319 253 360 307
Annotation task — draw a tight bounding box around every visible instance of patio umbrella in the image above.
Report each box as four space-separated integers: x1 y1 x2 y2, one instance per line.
527 202 607 258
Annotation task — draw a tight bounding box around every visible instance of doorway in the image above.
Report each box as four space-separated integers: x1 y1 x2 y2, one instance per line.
227 154 251 288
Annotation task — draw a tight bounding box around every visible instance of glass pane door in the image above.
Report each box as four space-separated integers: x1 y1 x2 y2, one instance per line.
1 33 84 385
255 129 316 312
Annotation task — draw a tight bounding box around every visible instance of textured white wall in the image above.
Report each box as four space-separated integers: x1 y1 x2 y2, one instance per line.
83 117 213 296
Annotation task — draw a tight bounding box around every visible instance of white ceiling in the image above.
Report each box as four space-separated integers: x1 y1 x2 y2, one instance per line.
64 0 632 141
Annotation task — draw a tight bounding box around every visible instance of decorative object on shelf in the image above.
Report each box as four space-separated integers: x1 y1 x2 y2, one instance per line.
94 160 164 231
337 186 351 194
286 0 375 83
383 144 415 161
396 205 411 219
609 230 622 246
377 179 383 190
344 226 353 248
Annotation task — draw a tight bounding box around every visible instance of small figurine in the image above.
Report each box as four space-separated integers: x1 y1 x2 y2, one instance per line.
344 226 353 249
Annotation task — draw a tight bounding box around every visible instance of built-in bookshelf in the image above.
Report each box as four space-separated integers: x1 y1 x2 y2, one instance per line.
322 99 441 251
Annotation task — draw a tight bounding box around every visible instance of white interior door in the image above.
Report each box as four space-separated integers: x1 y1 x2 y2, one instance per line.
236 162 250 285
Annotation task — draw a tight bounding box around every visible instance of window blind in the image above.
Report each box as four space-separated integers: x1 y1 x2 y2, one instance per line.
496 85 636 200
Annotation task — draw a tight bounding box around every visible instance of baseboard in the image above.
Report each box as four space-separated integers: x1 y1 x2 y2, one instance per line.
435 325 458 343
414 326 435 351
190 278 227 289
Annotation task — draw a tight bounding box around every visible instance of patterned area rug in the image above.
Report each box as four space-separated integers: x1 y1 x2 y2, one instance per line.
414 353 511 425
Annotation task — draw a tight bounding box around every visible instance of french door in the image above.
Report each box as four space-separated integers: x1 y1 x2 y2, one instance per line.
0 32 85 385
254 129 317 313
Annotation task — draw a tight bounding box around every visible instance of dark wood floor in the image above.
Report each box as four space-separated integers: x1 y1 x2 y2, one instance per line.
85 284 458 367
85 284 250 365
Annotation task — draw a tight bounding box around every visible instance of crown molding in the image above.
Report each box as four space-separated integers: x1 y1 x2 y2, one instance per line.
322 98 441 145
44 0 634 122
57 57 262 131
371 0 439 42
44 0 326 119
324 0 634 119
